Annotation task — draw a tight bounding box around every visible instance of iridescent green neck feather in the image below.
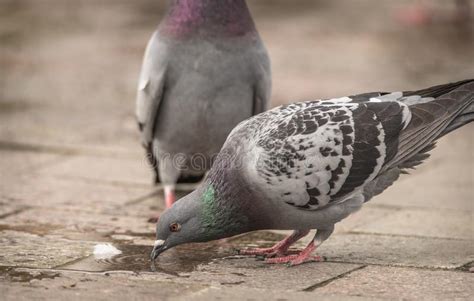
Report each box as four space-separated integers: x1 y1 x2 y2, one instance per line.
199 184 248 240
201 185 218 227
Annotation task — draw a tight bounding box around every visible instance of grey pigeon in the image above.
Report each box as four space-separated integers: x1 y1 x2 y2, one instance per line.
136 0 271 208
150 80 473 265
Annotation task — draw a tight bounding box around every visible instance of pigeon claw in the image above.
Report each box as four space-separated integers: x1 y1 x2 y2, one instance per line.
238 247 277 256
265 254 324 266
238 247 296 258
264 241 325 266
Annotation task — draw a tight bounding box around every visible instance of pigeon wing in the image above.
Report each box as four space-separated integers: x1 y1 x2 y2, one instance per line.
247 94 411 210
250 44 271 115
136 31 168 149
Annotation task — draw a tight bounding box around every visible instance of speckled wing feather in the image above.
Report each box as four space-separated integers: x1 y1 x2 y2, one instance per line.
238 80 473 211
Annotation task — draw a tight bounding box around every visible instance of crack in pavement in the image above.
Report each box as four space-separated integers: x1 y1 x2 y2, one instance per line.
302 265 367 292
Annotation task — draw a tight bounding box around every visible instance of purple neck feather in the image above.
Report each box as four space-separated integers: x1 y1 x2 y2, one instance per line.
161 0 256 38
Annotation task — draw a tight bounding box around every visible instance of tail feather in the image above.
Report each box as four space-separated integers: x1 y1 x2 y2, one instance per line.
404 79 474 98
383 80 473 172
440 101 474 136
405 80 474 141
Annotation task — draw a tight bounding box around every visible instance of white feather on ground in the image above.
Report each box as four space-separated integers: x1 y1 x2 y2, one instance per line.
93 243 122 259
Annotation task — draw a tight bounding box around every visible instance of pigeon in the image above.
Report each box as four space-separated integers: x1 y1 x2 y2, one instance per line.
136 0 271 209
150 80 473 266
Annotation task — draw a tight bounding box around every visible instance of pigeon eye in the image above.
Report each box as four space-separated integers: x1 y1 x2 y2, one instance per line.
169 222 181 232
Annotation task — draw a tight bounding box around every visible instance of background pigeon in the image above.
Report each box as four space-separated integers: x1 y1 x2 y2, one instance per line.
150 80 473 265
136 0 271 209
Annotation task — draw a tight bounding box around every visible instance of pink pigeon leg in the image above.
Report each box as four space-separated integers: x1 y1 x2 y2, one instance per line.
164 185 176 208
265 240 322 264
265 226 334 266
239 230 309 257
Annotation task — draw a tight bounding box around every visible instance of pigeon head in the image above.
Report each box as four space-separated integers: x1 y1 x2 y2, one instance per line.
151 180 253 260
150 189 203 259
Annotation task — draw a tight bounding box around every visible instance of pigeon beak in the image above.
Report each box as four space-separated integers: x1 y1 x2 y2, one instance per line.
150 239 167 261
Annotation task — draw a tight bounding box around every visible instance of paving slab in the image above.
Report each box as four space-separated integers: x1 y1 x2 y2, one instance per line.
314 265 474 300
0 150 64 177
353 209 473 240
0 207 154 237
188 257 363 291
319 233 474 269
0 199 28 218
35 155 153 187
174 286 374 301
334 206 399 234
0 230 95 269
1 269 206 301
1 175 155 212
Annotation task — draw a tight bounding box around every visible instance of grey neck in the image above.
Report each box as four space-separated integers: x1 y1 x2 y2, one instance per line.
161 0 256 38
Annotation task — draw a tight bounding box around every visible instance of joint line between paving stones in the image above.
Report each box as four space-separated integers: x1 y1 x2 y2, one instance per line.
302 265 367 292
325 259 472 273
50 174 152 189
0 207 30 219
0 140 138 159
457 260 474 272
367 203 474 213
346 231 473 242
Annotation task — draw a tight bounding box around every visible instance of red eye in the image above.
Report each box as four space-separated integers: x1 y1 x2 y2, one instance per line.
169 222 181 232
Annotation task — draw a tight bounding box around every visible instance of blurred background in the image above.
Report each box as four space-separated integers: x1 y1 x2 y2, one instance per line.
0 0 472 151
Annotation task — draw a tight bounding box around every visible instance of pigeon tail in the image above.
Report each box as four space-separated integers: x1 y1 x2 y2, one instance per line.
404 79 474 98
418 79 474 139
439 96 474 137
385 79 473 172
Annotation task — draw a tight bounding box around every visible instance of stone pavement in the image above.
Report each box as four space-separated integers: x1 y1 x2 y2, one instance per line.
1 0 473 300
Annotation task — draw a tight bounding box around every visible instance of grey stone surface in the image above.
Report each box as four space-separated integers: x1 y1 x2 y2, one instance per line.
0 207 155 236
353 209 473 240
319 233 474 269
315 265 474 300
1 269 207 301
35 155 153 186
334 206 398 234
0 150 64 177
189 258 363 291
0 200 27 218
175 286 374 301
2 175 154 211
0 231 96 269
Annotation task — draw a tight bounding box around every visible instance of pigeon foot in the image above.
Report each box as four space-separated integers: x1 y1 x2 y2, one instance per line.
238 247 297 257
264 240 324 266
265 254 324 266
238 230 310 257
